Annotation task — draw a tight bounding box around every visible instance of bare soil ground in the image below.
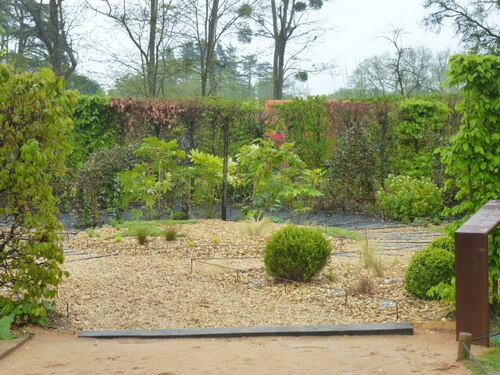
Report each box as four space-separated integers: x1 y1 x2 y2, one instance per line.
0 326 484 375
54 220 451 331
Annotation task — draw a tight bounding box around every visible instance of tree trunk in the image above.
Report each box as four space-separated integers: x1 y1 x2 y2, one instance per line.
205 0 219 96
273 39 285 99
147 0 158 97
49 0 62 76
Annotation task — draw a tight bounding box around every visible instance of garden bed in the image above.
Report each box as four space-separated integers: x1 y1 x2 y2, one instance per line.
53 220 451 331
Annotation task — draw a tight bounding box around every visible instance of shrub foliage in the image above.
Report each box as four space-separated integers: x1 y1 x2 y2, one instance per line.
405 248 455 299
264 226 332 282
377 175 444 221
0 66 76 323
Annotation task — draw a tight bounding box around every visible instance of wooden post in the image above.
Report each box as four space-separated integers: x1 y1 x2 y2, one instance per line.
455 200 500 347
457 332 472 361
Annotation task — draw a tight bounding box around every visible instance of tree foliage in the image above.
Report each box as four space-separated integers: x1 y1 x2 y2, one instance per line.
252 0 328 99
442 54 500 303
275 97 333 168
0 66 76 323
393 98 451 180
0 0 78 79
423 0 499 54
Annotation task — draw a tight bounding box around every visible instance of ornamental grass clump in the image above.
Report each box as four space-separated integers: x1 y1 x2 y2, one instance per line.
264 226 332 282
360 239 384 277
136 228 149 245
164 227 178 242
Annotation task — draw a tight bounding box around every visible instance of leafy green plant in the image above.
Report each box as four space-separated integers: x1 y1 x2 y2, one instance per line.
211 237 221 244
275 97 333 169
68 95 121 171
264 226 332 282
136 228 149 245
0 66 75 325
237 139 325 219
74 144 139 228
360 239 384 277
119 137 187 219
377 175 444 221
186 149 237 218
441 55 500 305
393 98 450 180
187 241 197 247
0 316 18 340
324 101 381 210
405 248 455 299
427 277 456 304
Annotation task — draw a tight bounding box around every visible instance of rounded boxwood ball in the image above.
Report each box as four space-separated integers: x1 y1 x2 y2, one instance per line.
428 236 455 253
405 248 455 299
264 226 332 282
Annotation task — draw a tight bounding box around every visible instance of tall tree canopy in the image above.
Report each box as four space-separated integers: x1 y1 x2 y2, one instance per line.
252 0 328 99
0 0 78 79
423 0 499 54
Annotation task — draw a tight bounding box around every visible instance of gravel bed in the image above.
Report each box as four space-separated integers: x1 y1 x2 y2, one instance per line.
53 220 451 331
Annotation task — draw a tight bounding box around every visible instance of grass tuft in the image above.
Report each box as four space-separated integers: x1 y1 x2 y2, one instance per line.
322 227 363 241
113 219 196 240
360 239 384 277
164 227 178 242
354 274 375 294
136 228 148 245
239 214 272 237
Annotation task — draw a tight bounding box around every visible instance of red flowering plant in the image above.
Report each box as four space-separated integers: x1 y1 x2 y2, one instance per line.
267 129 286 147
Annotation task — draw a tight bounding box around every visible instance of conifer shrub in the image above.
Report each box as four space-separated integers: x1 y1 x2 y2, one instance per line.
264 226 332 282
405 248 455 299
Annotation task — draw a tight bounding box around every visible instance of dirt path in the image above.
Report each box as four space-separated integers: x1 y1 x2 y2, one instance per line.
0 327 484 375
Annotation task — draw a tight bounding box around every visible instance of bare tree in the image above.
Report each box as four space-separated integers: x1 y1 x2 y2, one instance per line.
349 45 452 97
253 0 328 99
180 0 253 96
87 0 181 97
380 29 408 95
423 0 499 54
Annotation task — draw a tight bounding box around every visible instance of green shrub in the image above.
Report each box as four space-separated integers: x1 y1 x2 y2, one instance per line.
75 144 139 228
0 66 76 325
264 226 332 282
429 236 455 253
405 248 455 299
377 175 444 221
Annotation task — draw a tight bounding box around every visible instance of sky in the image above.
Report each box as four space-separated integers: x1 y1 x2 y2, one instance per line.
303 0 461 94
77 0 462 96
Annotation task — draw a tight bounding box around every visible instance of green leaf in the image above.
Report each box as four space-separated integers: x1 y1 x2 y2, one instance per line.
0 316 18 340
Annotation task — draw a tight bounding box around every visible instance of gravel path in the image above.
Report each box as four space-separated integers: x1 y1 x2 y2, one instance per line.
53 220 451 332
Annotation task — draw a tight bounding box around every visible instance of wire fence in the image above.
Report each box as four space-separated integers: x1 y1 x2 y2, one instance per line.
461 332 500 375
